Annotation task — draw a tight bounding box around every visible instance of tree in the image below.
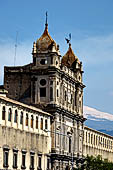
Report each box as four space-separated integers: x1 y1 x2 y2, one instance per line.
74 155 113 170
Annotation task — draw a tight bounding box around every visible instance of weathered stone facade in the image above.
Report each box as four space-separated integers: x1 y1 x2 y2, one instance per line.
0 91 51 169
4 21 85 169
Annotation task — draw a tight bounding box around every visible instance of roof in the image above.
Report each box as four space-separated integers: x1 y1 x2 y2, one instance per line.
84 126 113 139
0 96 51 116
36 24 57 52
61 44 80 68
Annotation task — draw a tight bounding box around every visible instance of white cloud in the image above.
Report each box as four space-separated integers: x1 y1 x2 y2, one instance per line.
72 33 113 66
84 105 113 121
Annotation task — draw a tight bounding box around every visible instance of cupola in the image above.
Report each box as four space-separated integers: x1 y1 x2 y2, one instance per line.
61 43 80 68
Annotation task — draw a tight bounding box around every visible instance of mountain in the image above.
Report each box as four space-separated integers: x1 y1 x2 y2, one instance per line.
83 106 113 132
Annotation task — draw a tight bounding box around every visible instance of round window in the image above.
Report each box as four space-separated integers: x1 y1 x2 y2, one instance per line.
40 79 46 86
40 59 47 65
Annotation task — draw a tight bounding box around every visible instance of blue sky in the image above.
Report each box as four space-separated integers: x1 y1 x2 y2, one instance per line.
0 0 113 114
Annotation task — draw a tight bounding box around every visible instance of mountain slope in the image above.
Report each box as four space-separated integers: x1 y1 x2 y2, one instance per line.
83 106 113 131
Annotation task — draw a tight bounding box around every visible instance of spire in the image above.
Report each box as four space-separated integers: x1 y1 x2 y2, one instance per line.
36 12 58 52
45 11 48 27
61 41 80 68
45 11 48 31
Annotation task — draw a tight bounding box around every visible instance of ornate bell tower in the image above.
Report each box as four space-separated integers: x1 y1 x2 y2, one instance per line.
31 14 61 107
31 14 85 168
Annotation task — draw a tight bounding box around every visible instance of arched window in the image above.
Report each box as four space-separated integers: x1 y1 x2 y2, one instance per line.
14 110 18 123
8 108 12 122
26 114 28 126
2 106 5 120
31 115 33 128
45 119 48 130
36 117 38 129
20 112 23 124
40 118 43 130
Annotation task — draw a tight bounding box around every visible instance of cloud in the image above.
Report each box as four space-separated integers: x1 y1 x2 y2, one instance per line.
84 105 113 121
0 39 32 84
72 33 113 66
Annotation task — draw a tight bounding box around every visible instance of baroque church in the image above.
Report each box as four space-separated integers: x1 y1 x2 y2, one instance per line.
0 15 113 170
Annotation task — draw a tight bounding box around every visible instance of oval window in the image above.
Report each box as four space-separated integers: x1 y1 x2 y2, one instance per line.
40 79 46 86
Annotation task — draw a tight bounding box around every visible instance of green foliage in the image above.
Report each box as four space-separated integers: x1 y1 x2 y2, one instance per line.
75 155 113 170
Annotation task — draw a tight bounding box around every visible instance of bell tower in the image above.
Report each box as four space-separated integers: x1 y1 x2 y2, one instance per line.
31 14 61 107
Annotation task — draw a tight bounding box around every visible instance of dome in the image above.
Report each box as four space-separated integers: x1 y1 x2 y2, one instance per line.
61 44 80 68
36 24 57 52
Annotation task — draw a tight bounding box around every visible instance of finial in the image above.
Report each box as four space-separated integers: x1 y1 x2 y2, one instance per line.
45 11 48 27
65 33 71 47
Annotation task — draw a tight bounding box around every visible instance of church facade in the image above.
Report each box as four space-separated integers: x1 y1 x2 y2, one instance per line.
3 20 85 169
0 18 113 170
